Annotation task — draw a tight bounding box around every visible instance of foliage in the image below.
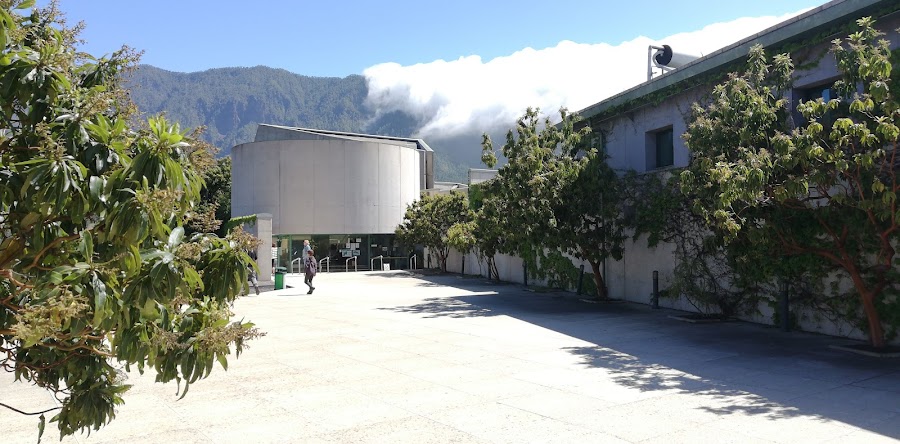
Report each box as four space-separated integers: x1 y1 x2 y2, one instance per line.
471 182 504 280
199 156 232 237
631 172 772 317
447 219 476 274
395 192 473 272
481 108 628 299
0 2 262 439
681 19 900 347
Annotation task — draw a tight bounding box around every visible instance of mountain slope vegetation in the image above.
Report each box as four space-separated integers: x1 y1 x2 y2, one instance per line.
125 65 469 182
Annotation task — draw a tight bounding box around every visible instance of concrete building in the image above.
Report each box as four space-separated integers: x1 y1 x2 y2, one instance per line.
575 0 898 311
231 125 434 279
468 168 498 185
424 181 469 196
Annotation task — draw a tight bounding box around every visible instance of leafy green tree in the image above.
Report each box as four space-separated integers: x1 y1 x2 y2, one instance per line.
396 192 473 272
555 145 627 300
482 108 627 299
472 188 504 280
0 2 261 438
681 19 900 347
447 220 476 274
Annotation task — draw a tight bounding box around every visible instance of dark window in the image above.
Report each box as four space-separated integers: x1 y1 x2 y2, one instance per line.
655 128 674 168
802 84 833 102
595 131 607 156
795 83 837 128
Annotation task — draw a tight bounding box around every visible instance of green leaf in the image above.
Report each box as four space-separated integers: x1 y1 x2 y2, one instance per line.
216 353 228 370
16 0 35 9
80 231 94 258
92 273 107 309
37 413 45 443
89 176 106 202
20 212 40 229
167 226 184 250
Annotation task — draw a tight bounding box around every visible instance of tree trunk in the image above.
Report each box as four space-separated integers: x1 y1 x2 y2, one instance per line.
487 256 498 280
589 259 608 300
846 266 886 348
859 289 886 348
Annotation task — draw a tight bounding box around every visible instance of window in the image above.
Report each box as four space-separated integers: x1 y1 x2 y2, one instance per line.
802 84 834 103
646 127 674 170
795 82 838 128
594 130 607 156
656 129 674 168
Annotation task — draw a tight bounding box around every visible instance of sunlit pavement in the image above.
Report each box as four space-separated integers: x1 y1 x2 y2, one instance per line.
3 270 900 443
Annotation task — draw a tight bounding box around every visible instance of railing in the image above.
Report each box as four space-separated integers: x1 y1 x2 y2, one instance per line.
409 254 417 270
318 257 330 273
370 255 384 271
290 257 302 273
346 256 358 272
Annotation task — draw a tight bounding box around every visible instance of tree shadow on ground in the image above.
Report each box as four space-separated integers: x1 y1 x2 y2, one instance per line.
375 272 900 438
565 345 803 420
365 270 419 278
380 296 496 318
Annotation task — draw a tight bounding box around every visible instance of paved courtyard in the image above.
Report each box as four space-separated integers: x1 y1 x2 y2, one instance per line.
3 271 900 443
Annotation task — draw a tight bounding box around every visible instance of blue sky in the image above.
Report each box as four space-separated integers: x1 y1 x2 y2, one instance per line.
53 0 823 78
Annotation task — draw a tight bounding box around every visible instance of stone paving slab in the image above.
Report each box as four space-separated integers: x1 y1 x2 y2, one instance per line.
2 270 900 443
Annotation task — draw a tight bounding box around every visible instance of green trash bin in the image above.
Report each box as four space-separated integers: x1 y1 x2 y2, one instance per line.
274 270 285 290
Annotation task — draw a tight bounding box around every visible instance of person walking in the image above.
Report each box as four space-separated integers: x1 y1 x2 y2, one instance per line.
301 239 312 273
304 249 317 294
247 263 260 295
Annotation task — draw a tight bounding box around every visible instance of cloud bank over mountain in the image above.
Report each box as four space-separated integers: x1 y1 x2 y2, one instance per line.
363 10 807 147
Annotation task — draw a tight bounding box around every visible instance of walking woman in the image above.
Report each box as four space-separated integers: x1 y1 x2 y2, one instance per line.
304 249 317 294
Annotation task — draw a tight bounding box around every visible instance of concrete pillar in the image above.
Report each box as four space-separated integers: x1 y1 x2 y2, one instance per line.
249 213 273 281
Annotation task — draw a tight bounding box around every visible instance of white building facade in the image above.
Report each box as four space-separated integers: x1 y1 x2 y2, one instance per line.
232 125 433 278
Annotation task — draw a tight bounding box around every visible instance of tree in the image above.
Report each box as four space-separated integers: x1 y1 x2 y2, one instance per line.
681 18 900 347
447 220 476 275
471 183 503 280
555 144 627 300
395 192 473 272
482 108 627 299
190 155 232 237
0 2 261 439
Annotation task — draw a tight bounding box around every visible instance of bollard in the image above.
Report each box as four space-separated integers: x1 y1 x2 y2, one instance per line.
780 280 790 332
523 262 528 286
577 264 585 295
651 270 660 309
461 256 465 276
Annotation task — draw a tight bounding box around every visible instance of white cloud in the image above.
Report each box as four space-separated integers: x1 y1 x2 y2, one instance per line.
363 10 808 142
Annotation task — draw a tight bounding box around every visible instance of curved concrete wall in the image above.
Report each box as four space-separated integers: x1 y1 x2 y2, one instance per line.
232 138 423 235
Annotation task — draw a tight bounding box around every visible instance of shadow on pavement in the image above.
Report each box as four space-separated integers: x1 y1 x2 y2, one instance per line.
377 272 900 439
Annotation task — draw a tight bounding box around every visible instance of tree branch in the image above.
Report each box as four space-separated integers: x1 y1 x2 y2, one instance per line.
24 233 81 271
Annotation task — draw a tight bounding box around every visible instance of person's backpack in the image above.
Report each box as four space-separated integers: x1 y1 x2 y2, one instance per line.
306 257 317 275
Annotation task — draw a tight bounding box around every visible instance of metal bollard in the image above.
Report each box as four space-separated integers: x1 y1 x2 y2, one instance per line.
651 270 660 309
577 264 585 295
780 280 790 332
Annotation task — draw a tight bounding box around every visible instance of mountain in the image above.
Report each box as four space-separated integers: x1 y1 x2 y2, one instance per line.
124 65 470 182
